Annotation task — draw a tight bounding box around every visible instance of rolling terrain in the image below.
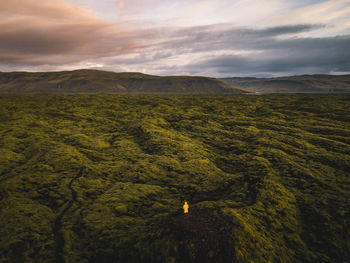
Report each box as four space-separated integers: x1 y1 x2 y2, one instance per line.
3 69 349 95
0 94 349 263
220 75 350 93
0 70 246 94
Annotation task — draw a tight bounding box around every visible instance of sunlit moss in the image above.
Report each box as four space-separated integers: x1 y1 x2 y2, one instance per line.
0 94 349 262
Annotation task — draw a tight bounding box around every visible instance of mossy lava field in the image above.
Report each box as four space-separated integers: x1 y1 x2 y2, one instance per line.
0 94 349 263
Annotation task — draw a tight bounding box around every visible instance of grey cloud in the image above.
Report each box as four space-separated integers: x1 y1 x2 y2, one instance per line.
107 24 349 76
129 24 348 76
154 24 324 51
169 23 322 38
0 8 347 77
252 24 324 37
105 51 174 66
182 35 350 76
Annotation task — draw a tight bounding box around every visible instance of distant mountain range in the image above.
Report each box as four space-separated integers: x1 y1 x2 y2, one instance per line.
1 70 349 94
0 69 246 94
219 75 350 93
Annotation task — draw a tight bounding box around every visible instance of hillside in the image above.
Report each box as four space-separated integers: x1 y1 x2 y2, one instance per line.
220 75 350 93
0 69 246 94
1 94 349 263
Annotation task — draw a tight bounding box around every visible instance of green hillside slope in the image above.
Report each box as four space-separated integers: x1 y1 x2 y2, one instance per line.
0 94 349 263
0 69 246 94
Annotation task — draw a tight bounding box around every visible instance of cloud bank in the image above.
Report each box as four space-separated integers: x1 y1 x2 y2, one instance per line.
0 0 350 76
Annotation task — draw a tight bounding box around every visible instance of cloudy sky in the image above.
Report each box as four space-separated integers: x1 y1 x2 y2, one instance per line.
0 0 350 77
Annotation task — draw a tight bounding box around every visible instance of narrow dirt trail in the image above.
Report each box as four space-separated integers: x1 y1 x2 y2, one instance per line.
53 166 85 263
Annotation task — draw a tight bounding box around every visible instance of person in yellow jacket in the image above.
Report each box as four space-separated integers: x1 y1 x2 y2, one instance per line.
183 201 189 214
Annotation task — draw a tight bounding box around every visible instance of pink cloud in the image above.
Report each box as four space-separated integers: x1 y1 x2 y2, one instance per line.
0 0 95 20
0 0 150 67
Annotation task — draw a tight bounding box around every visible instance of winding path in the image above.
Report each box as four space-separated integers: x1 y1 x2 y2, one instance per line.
53 166 85 263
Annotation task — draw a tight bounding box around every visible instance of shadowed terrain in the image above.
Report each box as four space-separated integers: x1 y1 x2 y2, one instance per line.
0 94 349 262
0 70 246 94
220 75 350 93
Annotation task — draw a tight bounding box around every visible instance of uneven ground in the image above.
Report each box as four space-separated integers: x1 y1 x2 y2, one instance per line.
0 94 349 263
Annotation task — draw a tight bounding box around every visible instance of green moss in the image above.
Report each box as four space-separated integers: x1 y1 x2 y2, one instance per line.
0 94 349 262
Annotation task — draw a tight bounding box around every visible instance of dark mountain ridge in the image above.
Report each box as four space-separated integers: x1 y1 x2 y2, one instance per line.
220 74 350 93
0 69 247 94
